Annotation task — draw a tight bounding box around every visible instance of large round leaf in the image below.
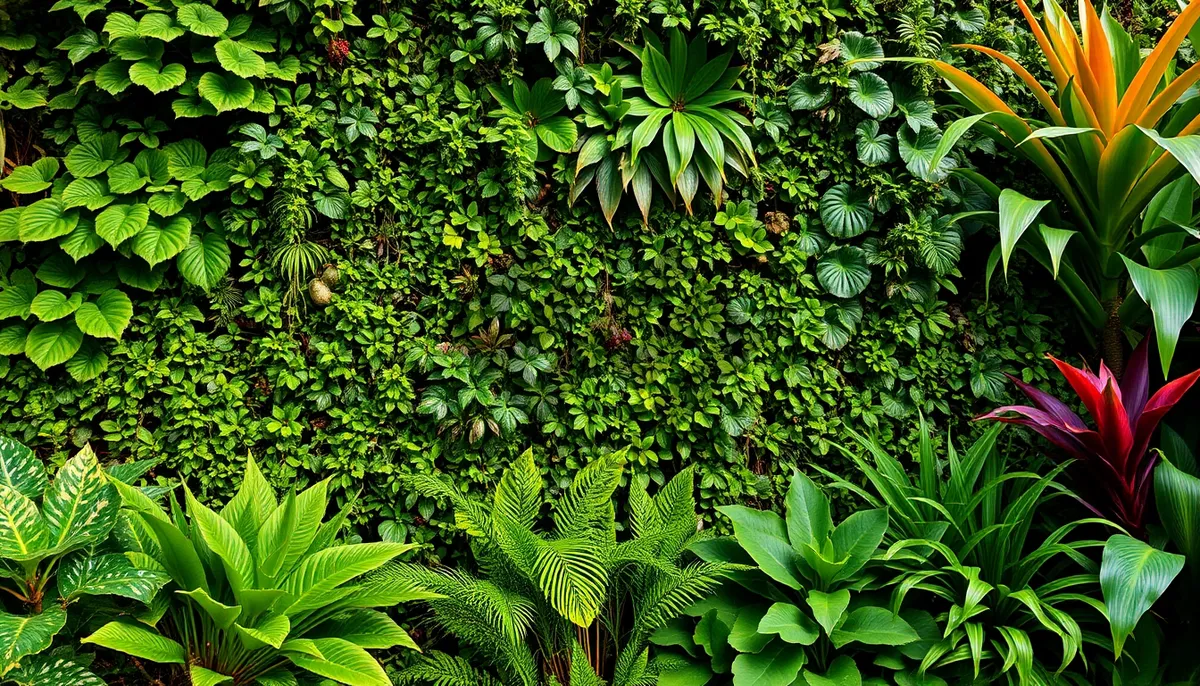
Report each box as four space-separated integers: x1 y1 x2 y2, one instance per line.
1 158 59 194
18 199 78 242
817 247 871 298
59 219 105 262
819 183 873 238
534 116 577 153
95 203 150 247
65 339 109 383
855 120 893 166
62 178 115 211
898 125 955 181
65 133 123 179
848 72 892 118
30 291 83 322
214 39 266 78
25 320 84 370
75 289 133 340
176 3 228 37
787 76 831 111
198 72 255 113
177 232 231 290
840 31 883 71
129 60 187 94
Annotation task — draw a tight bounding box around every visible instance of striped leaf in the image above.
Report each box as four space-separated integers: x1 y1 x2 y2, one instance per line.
0 485 49 561
0 607 65 676
1100 534 1185 657
284 637 390 686
41 445 119 552
5 650 105 686
0 438 46 500
57 552 169 603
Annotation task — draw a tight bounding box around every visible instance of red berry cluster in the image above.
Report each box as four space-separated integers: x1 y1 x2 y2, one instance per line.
605 328 632 350
327 38 350 65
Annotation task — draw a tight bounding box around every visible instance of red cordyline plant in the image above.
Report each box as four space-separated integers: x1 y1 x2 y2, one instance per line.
978 339 1200 535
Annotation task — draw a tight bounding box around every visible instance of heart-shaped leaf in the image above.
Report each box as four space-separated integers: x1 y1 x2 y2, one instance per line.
59 219 105 261
0 270 36 319
848 72 892 118
0 325 28 355
1 158 59 194
96 203 150 247
176 3 229 37
93 60 133 95
65 133 123 178
138 12 185 42
36 254 86 289
177 232 230 289
25 320 84 370
30 291 83 321
134 216 192 266
198 72 255 113
214 39 265 78
66 339 109 382
75 289 133 339
62 178 115 210
19 199 79 242
129 60 187 94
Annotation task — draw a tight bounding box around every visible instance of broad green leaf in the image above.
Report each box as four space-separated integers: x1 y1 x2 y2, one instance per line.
1139 127 1200 191
848 72 892 118
840 31 883 70
1156 458 1200 580
25 321 83 370
0 606 66 673
281 542 412 615
0 484 50 559
1039 226 1076 280
36 254 84 289
802 655 862 686
147 190 188 217
0 208 21 242
1119 257 1199 378
997 189 1049 275
1 159 59 194
806 589 850 636
0 271 35 320
534 116 577 153
784 471 831 547
190 666 232 686
1101 534 1185 658
730 639 806 686
829 607 919 649
164 140 207 181
134 216 191 266
95 203 150 247
18 199 78 242
758 603 819 645
214 40 265 78
716 505 803 589
817 247 871 298
234 614 290 650
898 126 955 181
129 60 186 94
788 76 831 111
0 326 26 355
830 508 887 582
0 438 43 500
176 4 229 37
59 219 105 261
284 637 391 686
93 60 132 94
74 290 133 340
105 163 148 194
58 552 169 602
65 339 109 382
42 445 120 550
64 133 122 178
178 588 242 629
102 12 138 38
820 184 872 238
29 291 82 322
855 120 893 166
138 12 185 42
62 178 114 211
177 232 230 289
198 72 255 112
81 621 186 664
184 485 253 595
726 605 772 653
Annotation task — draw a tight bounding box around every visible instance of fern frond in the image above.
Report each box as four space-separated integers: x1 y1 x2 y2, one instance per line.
569 639 608 686
535 537 609 627
494 448 544 528
396 652 506 686
553 452 625 538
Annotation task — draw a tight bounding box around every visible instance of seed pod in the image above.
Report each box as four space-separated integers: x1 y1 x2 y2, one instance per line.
320 264 340 287
309 278 332 307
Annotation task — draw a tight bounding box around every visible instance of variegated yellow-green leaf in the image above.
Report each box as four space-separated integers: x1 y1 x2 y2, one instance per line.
0 438 47 500
0 607 66 676
57 552 170 603
42 445 120 551
0 484 49 561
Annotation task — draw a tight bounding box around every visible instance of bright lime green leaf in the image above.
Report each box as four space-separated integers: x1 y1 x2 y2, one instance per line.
74 289 133 339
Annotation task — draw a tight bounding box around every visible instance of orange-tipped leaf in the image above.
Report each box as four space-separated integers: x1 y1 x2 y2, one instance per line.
1116 0 1200 127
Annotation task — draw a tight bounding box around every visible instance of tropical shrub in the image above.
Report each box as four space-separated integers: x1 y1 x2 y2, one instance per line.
391 449 731 686
911 0 1200 374
663 469 929 685
826 421 1108 683
82 454 425 686
0 437 168 682
977 338 1200 534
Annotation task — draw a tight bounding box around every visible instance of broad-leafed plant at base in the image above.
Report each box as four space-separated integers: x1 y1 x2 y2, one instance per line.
977 338 1200 535
659 470 929 686
82 454 427 686
0 437 168 682
899 0 1200 375
825 421 1110 683
391 449 731 686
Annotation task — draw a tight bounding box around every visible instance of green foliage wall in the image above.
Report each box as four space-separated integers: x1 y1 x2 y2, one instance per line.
0 0 1068 551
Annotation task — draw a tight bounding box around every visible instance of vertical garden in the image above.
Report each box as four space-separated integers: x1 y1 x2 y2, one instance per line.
0 0 1199 681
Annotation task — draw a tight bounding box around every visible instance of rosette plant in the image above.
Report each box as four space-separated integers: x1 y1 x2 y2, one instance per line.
978 338 1200 534
82 455 427 686
0 438 169 682
900 0 1200 375
577 29 754 222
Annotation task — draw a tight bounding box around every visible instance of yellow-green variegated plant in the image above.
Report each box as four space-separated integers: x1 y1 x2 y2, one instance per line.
899 0 1200 377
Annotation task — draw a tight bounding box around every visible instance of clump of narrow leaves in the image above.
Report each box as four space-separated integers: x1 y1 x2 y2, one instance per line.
979 338 1200 534
82 455 429 685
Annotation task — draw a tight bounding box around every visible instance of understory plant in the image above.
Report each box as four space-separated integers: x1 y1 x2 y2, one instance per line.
911 0 1200 373
664 470 930 685
978 338 1200 534
392 449 731 686
0 438 168 682
825 421 1109 684
83 455 425 686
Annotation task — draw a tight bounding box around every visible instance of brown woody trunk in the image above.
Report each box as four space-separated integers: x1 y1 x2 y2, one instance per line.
1102 297 1125 379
